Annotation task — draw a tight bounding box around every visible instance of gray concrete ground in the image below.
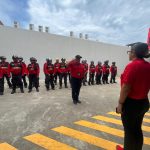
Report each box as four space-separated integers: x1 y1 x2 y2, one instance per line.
0 79 150 150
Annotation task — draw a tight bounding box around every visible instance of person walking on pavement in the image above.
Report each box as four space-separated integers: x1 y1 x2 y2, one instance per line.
68 55 85 104
116 42 150 150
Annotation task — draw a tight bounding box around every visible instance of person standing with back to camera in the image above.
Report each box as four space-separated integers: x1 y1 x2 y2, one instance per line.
116 42 150 150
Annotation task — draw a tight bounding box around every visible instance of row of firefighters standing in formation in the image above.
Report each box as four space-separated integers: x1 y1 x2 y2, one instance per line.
0 56 117 95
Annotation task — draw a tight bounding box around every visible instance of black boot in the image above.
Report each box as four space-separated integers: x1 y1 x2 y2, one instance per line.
11 90 16 94
20 89 24 93
0 92 4 95
36 88 39 92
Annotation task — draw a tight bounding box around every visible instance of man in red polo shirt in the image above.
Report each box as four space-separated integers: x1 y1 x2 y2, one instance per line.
116 42 150 150
68 55 85 104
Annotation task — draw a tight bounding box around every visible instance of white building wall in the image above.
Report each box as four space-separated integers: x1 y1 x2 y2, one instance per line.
0 26 129 79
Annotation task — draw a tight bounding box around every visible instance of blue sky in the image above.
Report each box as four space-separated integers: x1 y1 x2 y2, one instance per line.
0 0 150 45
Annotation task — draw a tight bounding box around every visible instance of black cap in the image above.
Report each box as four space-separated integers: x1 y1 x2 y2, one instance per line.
131 42 149 58
75 55 82 59
30 57 36 61
61 58 66 61
19 57 23 60
12 55 18 59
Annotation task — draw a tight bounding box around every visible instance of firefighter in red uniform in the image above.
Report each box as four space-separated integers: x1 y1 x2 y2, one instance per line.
102 60 110 84
0 60 4 95
19 57 28 88
59 58 68 89
0 56 12 89
88 61 96 85
10 56 25 94
95 61 103 84
43 58 55 91
84 60 88 82
27 57 40 92
54 59 60 85
81 60 87 86
110 62 117 83
68 55 85 104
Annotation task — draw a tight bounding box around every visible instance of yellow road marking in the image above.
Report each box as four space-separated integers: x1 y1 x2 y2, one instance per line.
24 133 77 150
92 115 150 132
52 126 121 150
108 112 150 123
0 143 17 150
74 120 150 145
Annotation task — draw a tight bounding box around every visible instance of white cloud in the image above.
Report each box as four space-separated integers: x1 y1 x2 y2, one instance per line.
27 0 150 45
0 0 14 25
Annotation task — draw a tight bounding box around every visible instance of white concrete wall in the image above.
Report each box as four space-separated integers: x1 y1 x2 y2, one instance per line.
0 26 129 79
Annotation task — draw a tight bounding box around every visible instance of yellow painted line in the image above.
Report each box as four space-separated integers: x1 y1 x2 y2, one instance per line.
74 120 150 145
108 112 120 117
92 115 150 132
108 112 150 123
0 143 17 150
52 126 120 150
24 133 77 150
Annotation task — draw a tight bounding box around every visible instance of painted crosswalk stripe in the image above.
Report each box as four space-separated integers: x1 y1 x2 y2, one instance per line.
24 133 77 150
107 112 150 123
108 111 150 117
52 126 121 150
74 120 150 145
0 143 17 150
92 115 150 132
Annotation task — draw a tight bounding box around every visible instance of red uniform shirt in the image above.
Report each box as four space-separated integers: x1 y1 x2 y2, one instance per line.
95 65 103 74
0 67 3 78
21 62 28 75
102 64 110 74
27 63 40 76
68 60 85 79
0 61 10 76
59 62 68 73
85 63 88 73
121 59 150 100
10 62 24 75
89 64 96 73
110 65 117 75
43 63 54 74
54 62 60 73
